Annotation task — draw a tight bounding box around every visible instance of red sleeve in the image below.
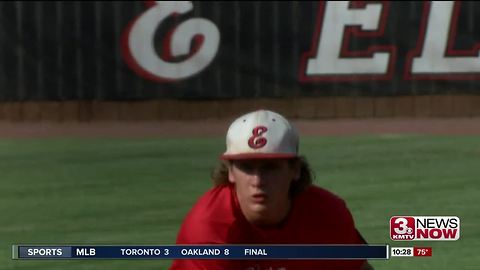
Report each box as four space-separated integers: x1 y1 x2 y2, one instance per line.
169 187 240 270
333 201 368 270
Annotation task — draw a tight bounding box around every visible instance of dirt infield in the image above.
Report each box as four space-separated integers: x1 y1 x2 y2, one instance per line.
1 118 480 139
2 97 480 138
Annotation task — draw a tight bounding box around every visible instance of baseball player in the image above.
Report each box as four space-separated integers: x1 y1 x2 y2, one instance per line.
170 110 373 270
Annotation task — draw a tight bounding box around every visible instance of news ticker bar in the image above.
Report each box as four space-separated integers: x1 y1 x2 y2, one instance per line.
13 245 390 260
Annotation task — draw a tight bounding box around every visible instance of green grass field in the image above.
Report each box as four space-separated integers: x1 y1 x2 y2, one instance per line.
1 135 479 270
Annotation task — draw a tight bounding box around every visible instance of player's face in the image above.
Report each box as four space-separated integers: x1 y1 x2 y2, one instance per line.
228 158 300 227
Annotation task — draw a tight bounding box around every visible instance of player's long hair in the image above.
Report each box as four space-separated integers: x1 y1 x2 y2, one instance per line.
211 156 313 198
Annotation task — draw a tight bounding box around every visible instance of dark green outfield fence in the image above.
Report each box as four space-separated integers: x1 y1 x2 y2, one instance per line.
0 1 479 120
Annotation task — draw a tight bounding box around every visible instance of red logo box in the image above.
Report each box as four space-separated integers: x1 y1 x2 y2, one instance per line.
390 216 415 240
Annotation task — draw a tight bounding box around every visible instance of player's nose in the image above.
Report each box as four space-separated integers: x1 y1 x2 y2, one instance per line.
250 170 266 187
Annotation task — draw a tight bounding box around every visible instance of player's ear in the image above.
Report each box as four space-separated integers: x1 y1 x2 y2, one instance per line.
291 159 301 182
227 161 235 184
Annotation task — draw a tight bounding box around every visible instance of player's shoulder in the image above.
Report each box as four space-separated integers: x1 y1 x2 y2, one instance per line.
185 185 234 223
301 185 348 207
196 184 229 202
296 185 353 222
176 185 235 244
293 185 358 241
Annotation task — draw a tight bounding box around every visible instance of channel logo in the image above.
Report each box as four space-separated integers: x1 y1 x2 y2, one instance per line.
390 216 460 241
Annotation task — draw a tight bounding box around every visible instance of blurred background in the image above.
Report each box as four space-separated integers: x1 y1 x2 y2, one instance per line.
1 1 479 270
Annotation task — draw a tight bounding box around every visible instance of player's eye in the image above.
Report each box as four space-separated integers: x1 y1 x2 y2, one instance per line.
261 161 283 171
235 162 254 173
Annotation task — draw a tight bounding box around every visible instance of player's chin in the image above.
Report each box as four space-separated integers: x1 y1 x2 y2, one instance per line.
249 202 271 213
248 205 271 221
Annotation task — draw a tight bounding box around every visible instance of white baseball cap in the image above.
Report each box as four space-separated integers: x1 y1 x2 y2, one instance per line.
220 110 299 160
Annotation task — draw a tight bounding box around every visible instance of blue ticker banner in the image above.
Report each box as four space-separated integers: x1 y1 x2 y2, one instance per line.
13 245 389 260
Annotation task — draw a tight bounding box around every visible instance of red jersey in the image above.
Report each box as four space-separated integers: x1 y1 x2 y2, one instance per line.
170 184 366 270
